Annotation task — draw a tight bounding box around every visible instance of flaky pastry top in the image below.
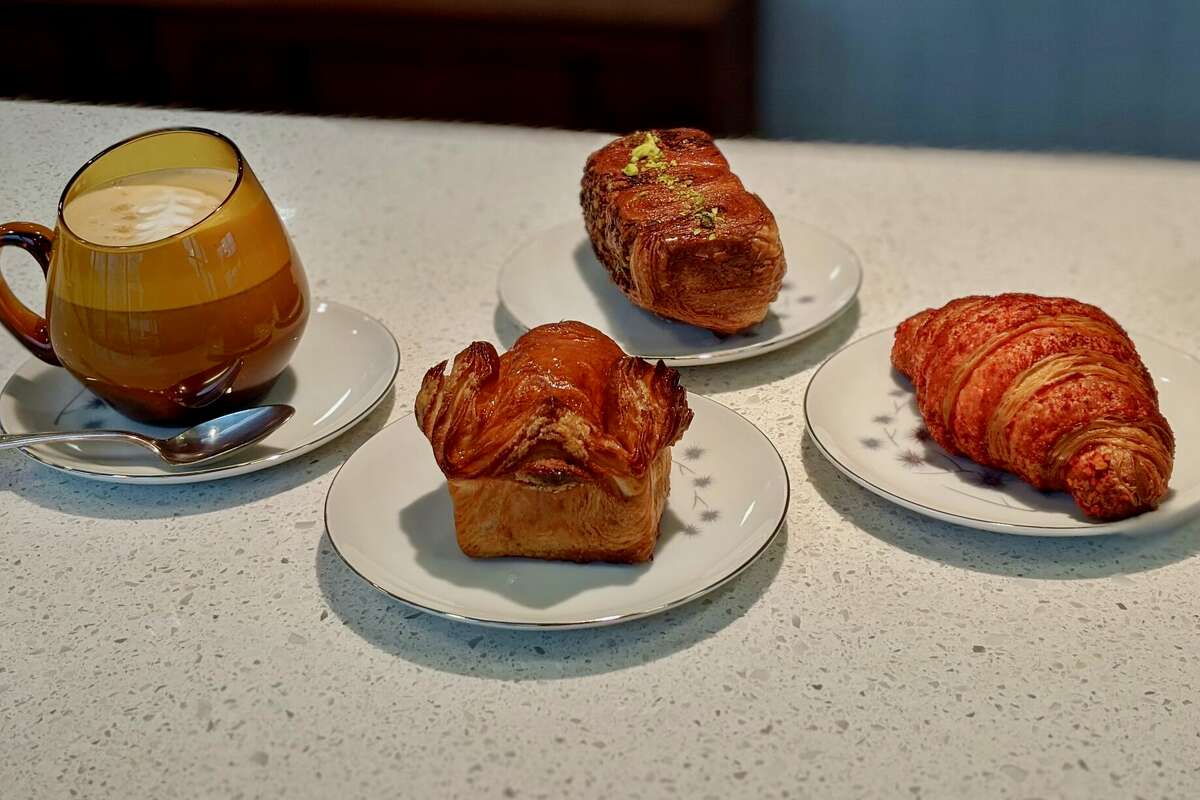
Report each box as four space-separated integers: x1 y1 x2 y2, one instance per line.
416 321 692 493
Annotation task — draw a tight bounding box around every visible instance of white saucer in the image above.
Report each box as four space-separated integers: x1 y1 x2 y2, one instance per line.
498 217 861 366
0 300 399 484
804 328 1200 536
324 393 789 629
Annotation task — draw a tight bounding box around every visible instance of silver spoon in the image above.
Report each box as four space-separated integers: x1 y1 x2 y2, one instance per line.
0 404 295 466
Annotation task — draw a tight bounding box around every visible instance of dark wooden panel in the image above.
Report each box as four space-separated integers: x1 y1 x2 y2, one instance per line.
1 0 757 135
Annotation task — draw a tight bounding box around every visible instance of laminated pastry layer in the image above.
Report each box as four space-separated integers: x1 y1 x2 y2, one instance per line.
415 321 692 496
581 128 786 335
447 449 673 563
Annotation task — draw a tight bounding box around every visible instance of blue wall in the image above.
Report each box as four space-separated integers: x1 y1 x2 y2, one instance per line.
760 0 1200 157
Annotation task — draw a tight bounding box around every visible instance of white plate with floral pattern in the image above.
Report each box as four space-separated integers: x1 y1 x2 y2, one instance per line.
0 300 398 484
498 217 861 366
804 328 1200 536
324 393 789 629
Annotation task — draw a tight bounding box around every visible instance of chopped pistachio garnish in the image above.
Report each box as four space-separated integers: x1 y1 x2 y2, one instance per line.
621 131 723 238
676 184 705 208
623 132 667 176
630 132 661 161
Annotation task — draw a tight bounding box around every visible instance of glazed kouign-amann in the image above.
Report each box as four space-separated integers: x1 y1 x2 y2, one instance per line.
416 321 692 563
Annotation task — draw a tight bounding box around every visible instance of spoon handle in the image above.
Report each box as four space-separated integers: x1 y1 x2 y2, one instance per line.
0 430 157 453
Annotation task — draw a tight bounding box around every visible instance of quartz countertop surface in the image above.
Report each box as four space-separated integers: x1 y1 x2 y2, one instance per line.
2 101 1198 799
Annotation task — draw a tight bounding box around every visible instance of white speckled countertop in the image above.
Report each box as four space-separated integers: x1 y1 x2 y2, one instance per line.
2 101 1199 799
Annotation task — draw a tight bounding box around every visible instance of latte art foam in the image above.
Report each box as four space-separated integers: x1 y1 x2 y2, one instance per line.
64 168 236 247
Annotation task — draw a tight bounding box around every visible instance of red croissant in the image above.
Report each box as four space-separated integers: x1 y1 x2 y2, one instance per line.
892 294 1174 521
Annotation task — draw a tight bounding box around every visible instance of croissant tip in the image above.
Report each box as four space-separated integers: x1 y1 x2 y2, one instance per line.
1066 445 1171 521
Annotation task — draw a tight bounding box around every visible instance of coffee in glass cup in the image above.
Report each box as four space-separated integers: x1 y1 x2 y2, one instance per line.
0 128 309 425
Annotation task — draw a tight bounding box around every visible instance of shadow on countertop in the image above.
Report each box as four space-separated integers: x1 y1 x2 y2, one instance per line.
800 431 1200 580
391 487 706 609
315 524 788 679
493 302 524 350
0 391 395 521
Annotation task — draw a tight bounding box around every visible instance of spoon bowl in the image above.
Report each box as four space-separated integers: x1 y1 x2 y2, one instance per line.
155 405 296 464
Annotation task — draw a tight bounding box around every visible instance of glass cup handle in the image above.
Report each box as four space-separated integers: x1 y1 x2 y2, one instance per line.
0 222 61 366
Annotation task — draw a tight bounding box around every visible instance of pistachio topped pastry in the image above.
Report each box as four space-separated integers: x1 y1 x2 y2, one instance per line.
581 128 787 335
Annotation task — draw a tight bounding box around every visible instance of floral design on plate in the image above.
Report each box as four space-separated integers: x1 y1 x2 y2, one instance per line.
674 443 717 531
861 390 1036 512
53 390 113 430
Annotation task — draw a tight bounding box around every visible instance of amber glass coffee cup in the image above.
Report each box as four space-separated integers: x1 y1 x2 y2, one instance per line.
0 128 309 425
